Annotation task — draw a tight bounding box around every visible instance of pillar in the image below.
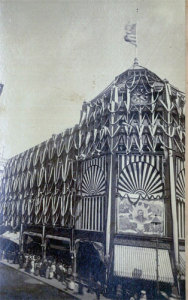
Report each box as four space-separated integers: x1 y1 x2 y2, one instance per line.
19 222 24 253
42 224 46 259
165 82 179 269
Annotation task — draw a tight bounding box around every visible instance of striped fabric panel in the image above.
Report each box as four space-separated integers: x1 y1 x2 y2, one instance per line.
177 201 185 239
75 196 104 232
114 245 174 283
82 156 106 176
118 154 163 177
179 252 185 276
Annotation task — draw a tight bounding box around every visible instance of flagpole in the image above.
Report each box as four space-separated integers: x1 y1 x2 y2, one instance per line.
136 7 138 61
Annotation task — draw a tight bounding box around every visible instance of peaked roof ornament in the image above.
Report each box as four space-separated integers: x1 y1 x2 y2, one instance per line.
133 57 139 68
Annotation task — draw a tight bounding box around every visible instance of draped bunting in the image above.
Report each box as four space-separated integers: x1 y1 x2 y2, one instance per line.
24 172 31 190
40 145 48 164
47 140 56 160
21 198 28 223
51 195 60 225
21 151 28 172
0 64 185 232
56 137 65 157
27 151 34 170
43 196 51 224
35 197 43 224
16 157 22 173
61 155 70 182
33 146 40 167
28 197 35 224
54 160 62 185
37 167 45 188
30 169 37 189
64 133 73 154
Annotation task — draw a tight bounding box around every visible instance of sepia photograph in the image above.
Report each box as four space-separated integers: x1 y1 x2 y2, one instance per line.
0 0 186 299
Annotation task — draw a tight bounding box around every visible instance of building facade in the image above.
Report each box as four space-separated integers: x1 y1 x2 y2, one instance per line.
0 60 185 297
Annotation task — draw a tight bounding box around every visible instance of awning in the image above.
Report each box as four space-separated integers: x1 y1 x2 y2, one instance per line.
179 252 185 277
46 235 70 245
0 231 20 245
23 231 42 238
50 244 69 251
114 245 174 283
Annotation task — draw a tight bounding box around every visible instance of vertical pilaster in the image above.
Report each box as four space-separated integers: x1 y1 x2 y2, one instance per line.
105 86 118 280
42 223 46 259
19 222 24 253
165 83 179 268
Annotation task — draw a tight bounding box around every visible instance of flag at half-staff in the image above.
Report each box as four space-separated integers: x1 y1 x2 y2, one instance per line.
124 23 137 46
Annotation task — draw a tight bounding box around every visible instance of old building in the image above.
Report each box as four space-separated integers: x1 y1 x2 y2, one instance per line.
0 59 185 298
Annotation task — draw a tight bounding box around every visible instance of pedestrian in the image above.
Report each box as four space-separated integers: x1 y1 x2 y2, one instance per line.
78 279 84 295
56 262 61 281
6 251 10 263
23 254 28 270
30 257 35 274
34 258 41 276
68 275 75 291
87 271 92 293
139 290 147 300
19 253 25 269
49 261 56 279
13 251 19 264
46 261 51 279
26 257 32 273
130 293 138 300
40 259 48 277
116 284 123 300
2 250 5 260
95 280 102 300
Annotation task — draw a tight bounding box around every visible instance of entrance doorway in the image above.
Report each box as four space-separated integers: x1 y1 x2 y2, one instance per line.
77 242 105 284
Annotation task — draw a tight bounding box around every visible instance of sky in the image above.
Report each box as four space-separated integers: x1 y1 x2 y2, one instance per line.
0 0 185 158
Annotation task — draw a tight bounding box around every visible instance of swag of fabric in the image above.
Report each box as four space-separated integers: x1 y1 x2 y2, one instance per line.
28 198 35 218
60 192 73 226
56 134 65 157
51 195 61 226
35 197 43 224
42 196 51 225
21 198 28 222
54 160 62 185
33 147 40 167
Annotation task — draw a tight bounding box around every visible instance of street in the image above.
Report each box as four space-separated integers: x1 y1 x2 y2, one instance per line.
0 263 76 300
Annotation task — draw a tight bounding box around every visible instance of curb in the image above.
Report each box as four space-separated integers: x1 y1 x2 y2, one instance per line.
0 260 80 300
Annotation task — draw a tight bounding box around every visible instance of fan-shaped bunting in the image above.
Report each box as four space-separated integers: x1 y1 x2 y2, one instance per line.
118 162 163 200
176 169 185 202
82 165 105 196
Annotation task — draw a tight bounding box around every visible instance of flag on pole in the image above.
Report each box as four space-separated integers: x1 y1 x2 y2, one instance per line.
0 84 3 96
124 24 137 46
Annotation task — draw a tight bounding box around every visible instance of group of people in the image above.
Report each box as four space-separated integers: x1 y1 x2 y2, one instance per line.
1 250 73 285
1 249 105 299
19 253 73 284
0 250 152 300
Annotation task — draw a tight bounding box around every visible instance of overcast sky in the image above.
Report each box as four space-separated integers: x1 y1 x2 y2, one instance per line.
0 0 185 158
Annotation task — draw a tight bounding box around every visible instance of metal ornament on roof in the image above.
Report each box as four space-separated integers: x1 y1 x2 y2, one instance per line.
118 162 163 203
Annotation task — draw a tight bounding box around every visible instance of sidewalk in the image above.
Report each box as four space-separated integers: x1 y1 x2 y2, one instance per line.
0 259 109 300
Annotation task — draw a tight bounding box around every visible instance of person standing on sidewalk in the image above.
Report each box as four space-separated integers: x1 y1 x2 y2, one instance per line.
95 280 102 300
18 253 25 269
116 284 123 300
139 290 147 300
